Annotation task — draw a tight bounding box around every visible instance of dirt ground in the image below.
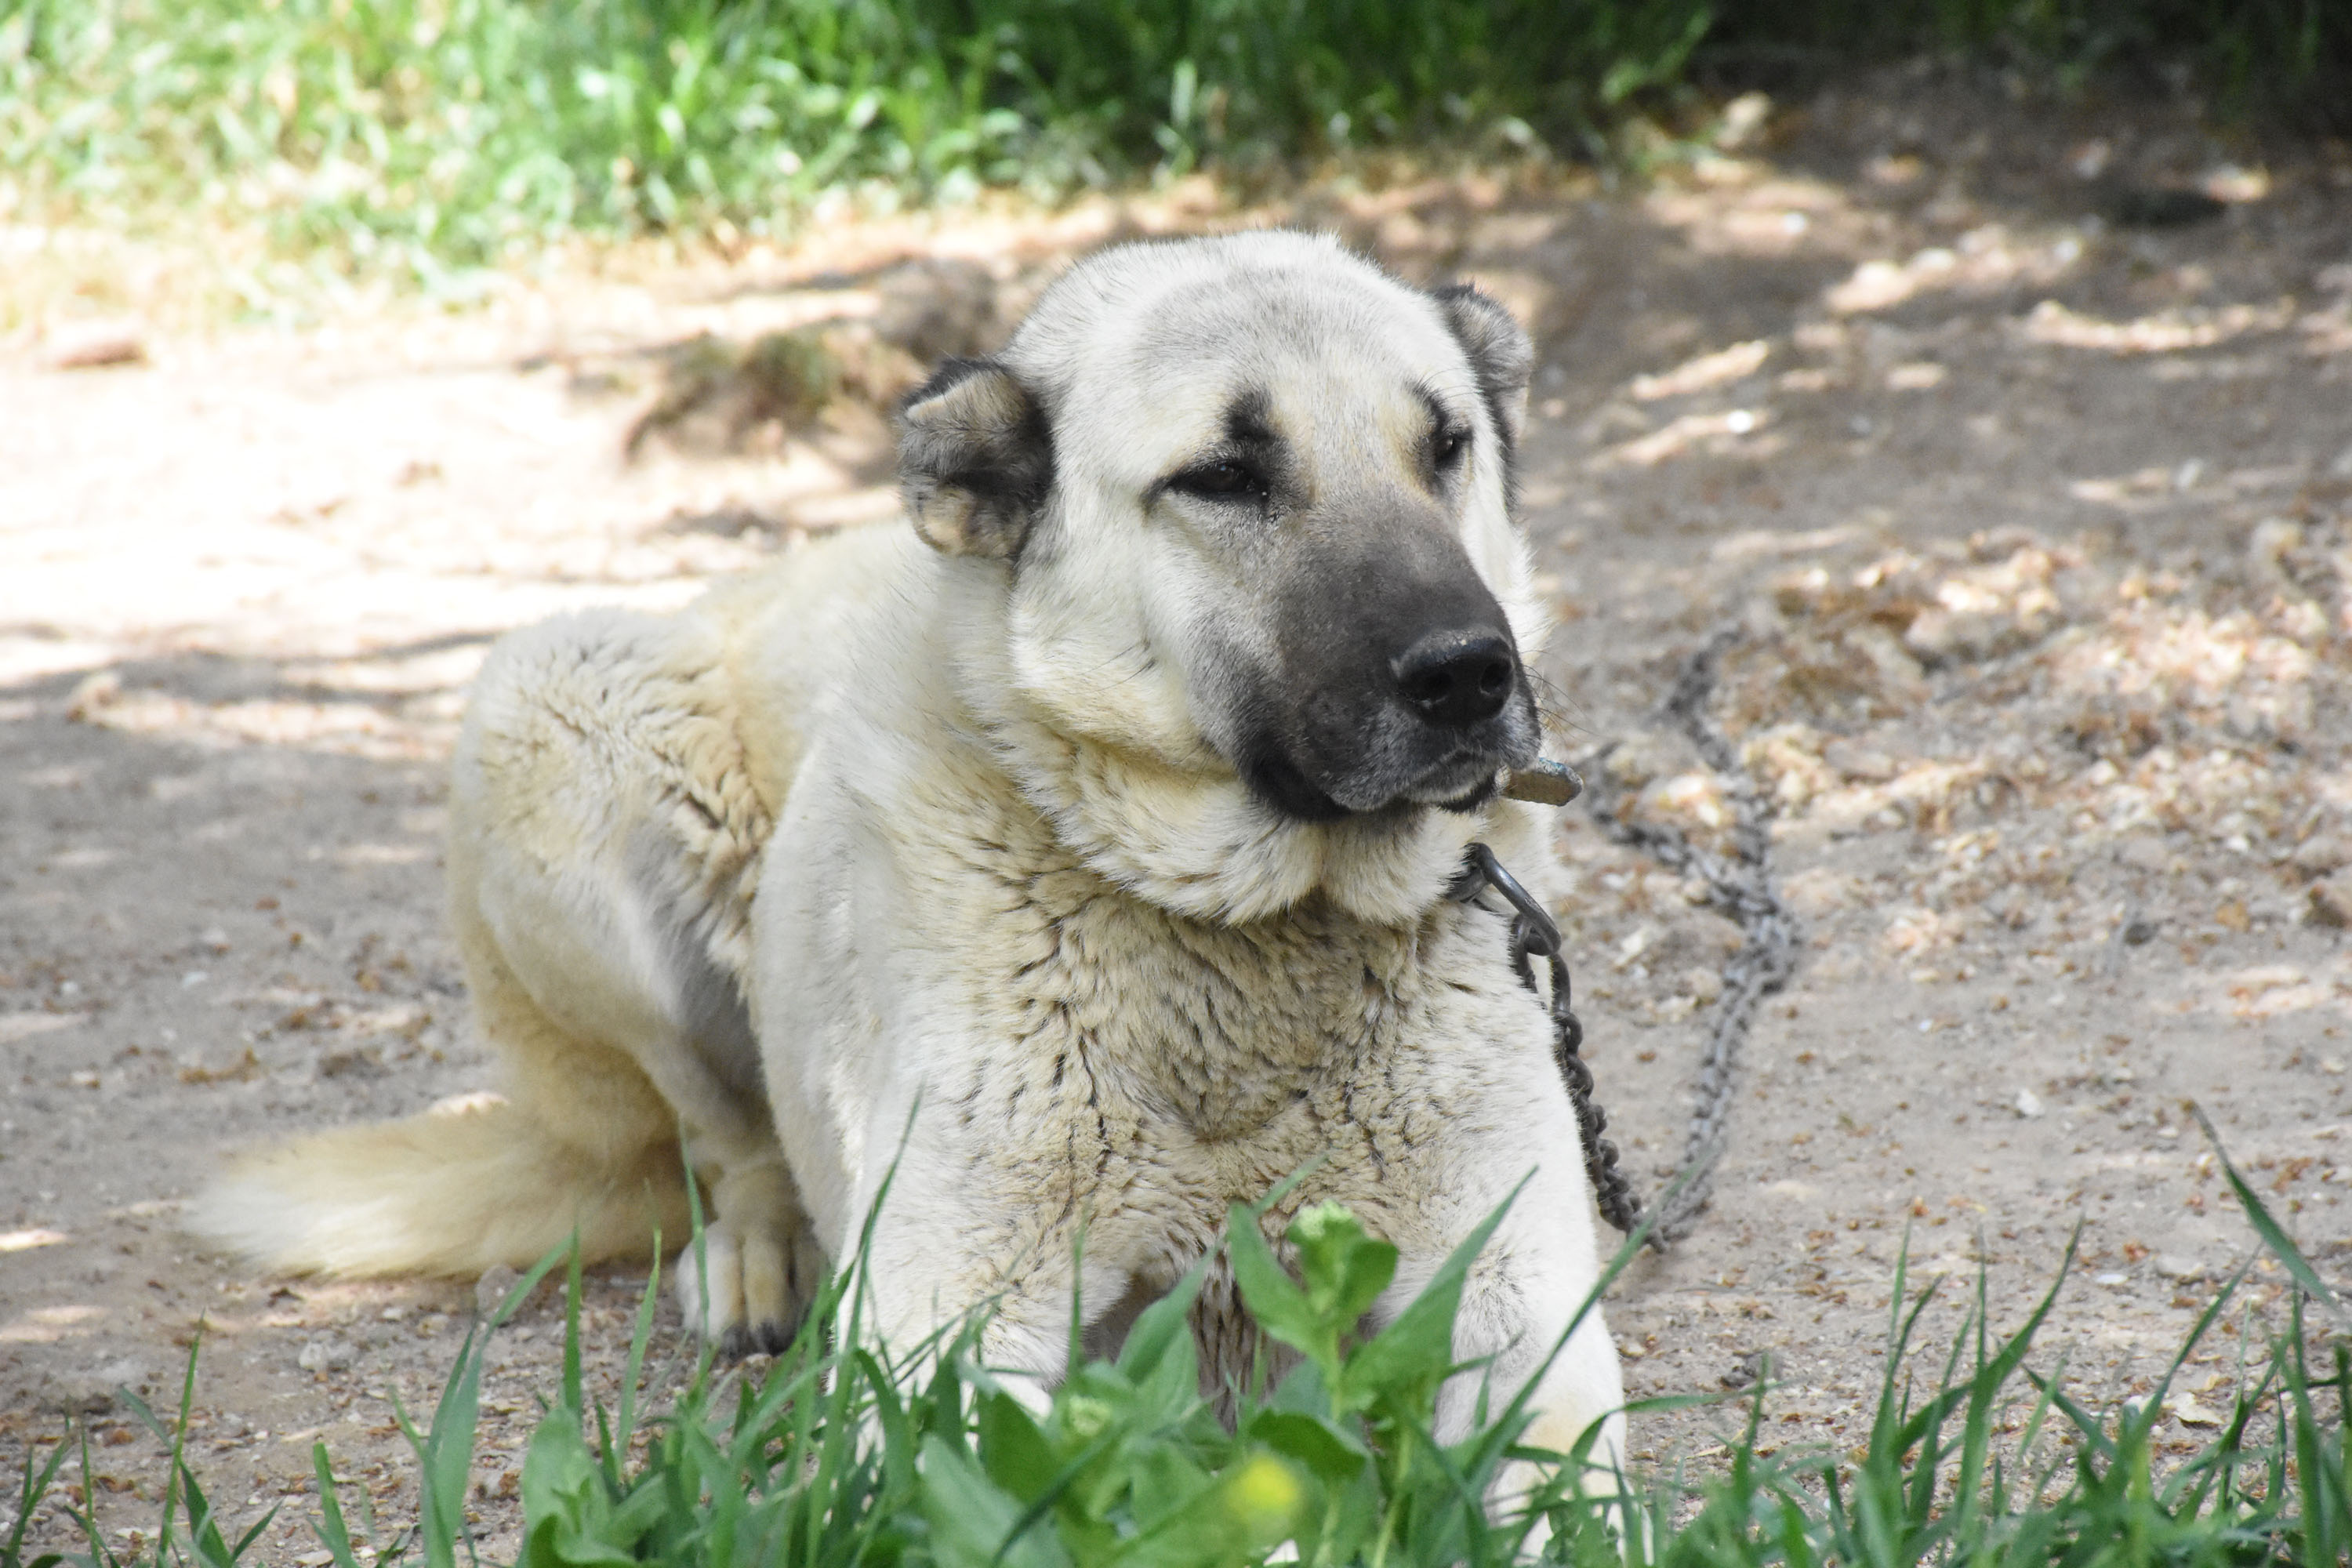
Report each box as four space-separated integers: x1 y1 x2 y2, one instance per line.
5 65 2350 1557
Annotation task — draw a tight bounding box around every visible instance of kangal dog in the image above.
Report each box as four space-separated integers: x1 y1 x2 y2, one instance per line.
198 231 1625 1475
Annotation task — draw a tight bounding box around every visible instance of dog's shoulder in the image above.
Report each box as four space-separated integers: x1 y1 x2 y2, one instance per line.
689 524 935 814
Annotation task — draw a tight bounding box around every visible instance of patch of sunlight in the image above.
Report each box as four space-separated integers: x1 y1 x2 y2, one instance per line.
1600 408 1777 467
0 1228 71 1254
1630 339 1769 401
0 1303 105 1344
2022 298 2294 354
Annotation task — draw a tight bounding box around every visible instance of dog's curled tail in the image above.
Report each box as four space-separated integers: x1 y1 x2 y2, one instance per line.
191 1092 691 1279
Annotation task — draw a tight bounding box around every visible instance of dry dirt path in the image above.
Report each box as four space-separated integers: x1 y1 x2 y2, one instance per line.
5 68 2350 1557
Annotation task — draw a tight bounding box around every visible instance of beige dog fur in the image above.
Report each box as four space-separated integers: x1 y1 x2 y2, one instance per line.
197 231 1626 1477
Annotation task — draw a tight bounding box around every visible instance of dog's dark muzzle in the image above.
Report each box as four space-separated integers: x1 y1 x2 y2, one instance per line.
1239 514 1540 819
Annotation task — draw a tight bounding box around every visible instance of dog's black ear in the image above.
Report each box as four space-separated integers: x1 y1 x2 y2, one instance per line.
1430 283 1534 443
896 358 1053 560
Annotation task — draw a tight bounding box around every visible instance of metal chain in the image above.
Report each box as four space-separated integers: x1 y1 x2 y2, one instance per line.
1458 629 1797 1247
1577 628 1801 1249
1449 844 1642 1236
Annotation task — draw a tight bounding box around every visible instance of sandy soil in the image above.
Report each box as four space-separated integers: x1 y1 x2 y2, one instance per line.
5 65 2350 1557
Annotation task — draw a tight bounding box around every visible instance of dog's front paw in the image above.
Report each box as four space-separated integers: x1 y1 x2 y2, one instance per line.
672 1225 741 1347
670 1210 824 1358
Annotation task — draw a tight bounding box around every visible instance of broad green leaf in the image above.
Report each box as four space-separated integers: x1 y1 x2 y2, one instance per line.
1341 1189 1516 1414
916 1434 1071 1568
1245 1409 1370 1486
1124 1444 1220 1534
1289 1201 1398 1328
1116 1253 1214 1384
976 1387 1058 1504
517 1406 639 1568
1129 1324 1203 1426
1270 1356 1331 1414
1226 1200 1333 1378
1108 1449 1308 1568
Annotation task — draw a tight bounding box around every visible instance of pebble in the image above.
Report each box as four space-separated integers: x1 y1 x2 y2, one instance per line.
45 325 149 372
1903 608 2007 666
43 1357 152 1414
2309 870 2352 929
476 1262 524 1319
2169 1393 2223 1427
1820 739 1898 782
297 1337 354 1373
2289 835 2351 877
2015 1088 2045 1119
64 671 121 720
1780 867 1855 919
2153 1254 2206 1282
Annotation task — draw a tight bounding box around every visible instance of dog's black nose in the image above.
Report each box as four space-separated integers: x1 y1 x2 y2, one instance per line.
1393 630 1517 728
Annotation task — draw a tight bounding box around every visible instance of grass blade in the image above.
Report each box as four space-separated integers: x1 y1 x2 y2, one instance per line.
2194 1105 2347 1327
311 1443 365 1568
608 1237 662 1489
2 1435 73 1568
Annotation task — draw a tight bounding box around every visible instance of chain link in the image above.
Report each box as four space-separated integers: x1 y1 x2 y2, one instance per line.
1450 842 1642 1236
1577 628 1800 1249
1457 629 1795 1247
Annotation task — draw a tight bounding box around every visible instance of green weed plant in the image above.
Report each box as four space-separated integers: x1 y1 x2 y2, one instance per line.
5 1130 2347 1567
7 0 2339 285
0 0 1711 279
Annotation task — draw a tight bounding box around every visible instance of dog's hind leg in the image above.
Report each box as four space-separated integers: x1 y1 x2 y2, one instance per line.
449 608 828 1352
455 888 821 1351
194 864 702 1283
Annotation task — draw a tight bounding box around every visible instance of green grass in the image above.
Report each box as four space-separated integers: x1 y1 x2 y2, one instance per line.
4 0 2343 289
0 0 1711 281
5 1131 2348 1567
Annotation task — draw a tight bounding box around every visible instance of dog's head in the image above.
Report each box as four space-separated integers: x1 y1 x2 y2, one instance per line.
895 232 1548 917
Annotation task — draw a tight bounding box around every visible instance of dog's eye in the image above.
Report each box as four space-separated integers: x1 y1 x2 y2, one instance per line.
1171 460 1266 501
1433 426 1470 470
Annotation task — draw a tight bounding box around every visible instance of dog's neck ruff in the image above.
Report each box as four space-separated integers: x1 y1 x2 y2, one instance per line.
989 706 1487 925
942 579 1498 927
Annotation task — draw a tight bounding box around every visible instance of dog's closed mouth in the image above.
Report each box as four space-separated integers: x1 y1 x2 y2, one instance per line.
1404 751 1508 809
1434 774 1501 812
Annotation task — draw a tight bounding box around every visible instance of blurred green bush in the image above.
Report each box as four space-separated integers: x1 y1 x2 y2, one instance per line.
0 0 2340 274
0 0 1711 271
